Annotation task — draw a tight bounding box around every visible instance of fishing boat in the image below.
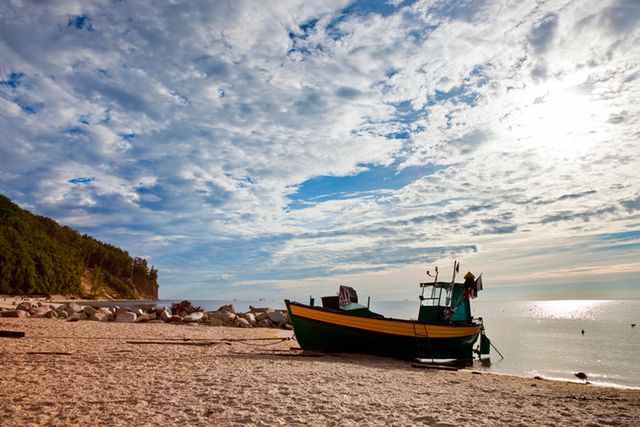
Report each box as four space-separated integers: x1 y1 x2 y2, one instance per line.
285 262 491 361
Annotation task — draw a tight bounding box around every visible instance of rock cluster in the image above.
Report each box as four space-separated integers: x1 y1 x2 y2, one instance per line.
0 299 292 329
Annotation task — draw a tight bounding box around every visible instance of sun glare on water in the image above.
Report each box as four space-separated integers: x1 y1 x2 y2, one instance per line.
531 300 609 320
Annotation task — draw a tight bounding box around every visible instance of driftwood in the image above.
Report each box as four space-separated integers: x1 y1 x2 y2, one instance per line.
26 351 72 355
231 350 327 357
126 340 222 346
0 330 25 338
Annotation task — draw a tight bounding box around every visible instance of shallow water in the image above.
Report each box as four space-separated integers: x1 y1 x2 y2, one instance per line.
371 299 640 389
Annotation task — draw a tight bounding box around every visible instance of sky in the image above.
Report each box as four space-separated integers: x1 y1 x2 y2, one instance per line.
1 0 639 302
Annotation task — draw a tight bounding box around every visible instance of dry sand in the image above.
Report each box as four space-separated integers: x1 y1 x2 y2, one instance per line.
1 317 639 426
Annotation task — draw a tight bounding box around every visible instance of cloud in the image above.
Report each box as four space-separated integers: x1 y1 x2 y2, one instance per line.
0 0 639 298
529 14 559 54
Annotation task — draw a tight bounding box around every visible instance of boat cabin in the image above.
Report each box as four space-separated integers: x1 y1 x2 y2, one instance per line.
418 281 472 324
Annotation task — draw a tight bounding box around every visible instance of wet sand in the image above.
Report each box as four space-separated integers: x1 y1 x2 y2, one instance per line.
1 318 639 426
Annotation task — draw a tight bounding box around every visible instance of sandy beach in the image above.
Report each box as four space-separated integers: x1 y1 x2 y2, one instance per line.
1 317 638 426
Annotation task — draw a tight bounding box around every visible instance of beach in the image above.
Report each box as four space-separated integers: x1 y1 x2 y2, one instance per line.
1 317 638 426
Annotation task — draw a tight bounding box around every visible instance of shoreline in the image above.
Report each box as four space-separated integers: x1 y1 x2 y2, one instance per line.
1 317 638 425
2 294 639 391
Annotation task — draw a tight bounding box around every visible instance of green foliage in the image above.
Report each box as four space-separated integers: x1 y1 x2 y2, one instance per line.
0 194 158 298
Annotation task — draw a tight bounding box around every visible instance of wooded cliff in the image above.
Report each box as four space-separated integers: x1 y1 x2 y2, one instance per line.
0 194 158 300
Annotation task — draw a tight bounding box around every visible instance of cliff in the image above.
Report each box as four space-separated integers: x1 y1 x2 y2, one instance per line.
0 194 158 300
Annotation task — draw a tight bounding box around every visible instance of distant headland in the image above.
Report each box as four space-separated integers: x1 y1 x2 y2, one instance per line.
0 194 158 300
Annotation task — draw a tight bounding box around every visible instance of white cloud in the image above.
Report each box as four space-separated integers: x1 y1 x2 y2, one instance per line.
1 0 639 299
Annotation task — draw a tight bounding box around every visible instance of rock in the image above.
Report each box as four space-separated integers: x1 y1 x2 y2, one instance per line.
171 300 203 317
267 310 286 324
169 315 183 322
97 307 115 321
2 309 30 318
235 317 252 328
82 306 98 316
183 312 204 322
208 317 224 326
16 302 32 311
160 309 172 322
217 304 235 313
256 310 273 321
29 306 52 316
256 318 272 328
67 312 87 322
209 311 236 325
115 311 137 323
64 302 83 316
249 305 269 313
55 308 68 319
44 310 59 319
281 323 293 330
89 311 107 322
241 312 257 326
135 314 151 323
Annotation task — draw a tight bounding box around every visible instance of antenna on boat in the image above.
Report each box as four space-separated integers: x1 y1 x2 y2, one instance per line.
422 266 438 300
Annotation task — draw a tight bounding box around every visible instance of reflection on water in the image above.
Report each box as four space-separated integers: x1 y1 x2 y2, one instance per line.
375 299 640 389
529 300 610 320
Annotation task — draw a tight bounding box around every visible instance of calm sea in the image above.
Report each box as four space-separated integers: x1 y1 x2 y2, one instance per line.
370 299 640 390
123 298 640 389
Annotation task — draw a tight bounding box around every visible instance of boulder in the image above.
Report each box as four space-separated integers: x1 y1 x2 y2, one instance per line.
135 314 151 323
183 312 204 322
208 317 224 326
256 310 273 321
97 307 115 321
240 312 257 326
115 311 137 323
160 309 172 322
235 317 252 328
115 307 131 315
169 315 183 323
209 311 236 325
2 309 30 318
249 305 269 313
256 318 272 328
64 302 83 315
29 306 52 316
44 310 59 319
217 304 235 313
171 300 203 317
55 308 69 319
89 311 108 322
82 306 98 317
67 312 87 322
267 310 287 324
16 302 32 311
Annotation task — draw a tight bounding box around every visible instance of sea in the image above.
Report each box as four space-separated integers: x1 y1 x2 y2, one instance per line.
121 298 640 389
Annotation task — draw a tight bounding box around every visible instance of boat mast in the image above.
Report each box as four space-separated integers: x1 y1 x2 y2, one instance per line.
451 260 459 283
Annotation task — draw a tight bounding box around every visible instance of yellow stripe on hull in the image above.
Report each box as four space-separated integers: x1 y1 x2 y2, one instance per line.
289 303 480 339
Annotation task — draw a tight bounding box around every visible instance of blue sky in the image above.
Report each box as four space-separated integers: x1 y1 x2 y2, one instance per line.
1 0 639 301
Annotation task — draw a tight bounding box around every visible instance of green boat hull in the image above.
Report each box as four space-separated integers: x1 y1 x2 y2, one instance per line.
286 300 479 361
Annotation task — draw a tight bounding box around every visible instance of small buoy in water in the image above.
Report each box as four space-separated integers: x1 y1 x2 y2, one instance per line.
632 323 637 328
581 329 585 335
575 372 588 383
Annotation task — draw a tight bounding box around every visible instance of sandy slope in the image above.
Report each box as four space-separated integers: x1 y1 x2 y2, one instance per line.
0 318 638 426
